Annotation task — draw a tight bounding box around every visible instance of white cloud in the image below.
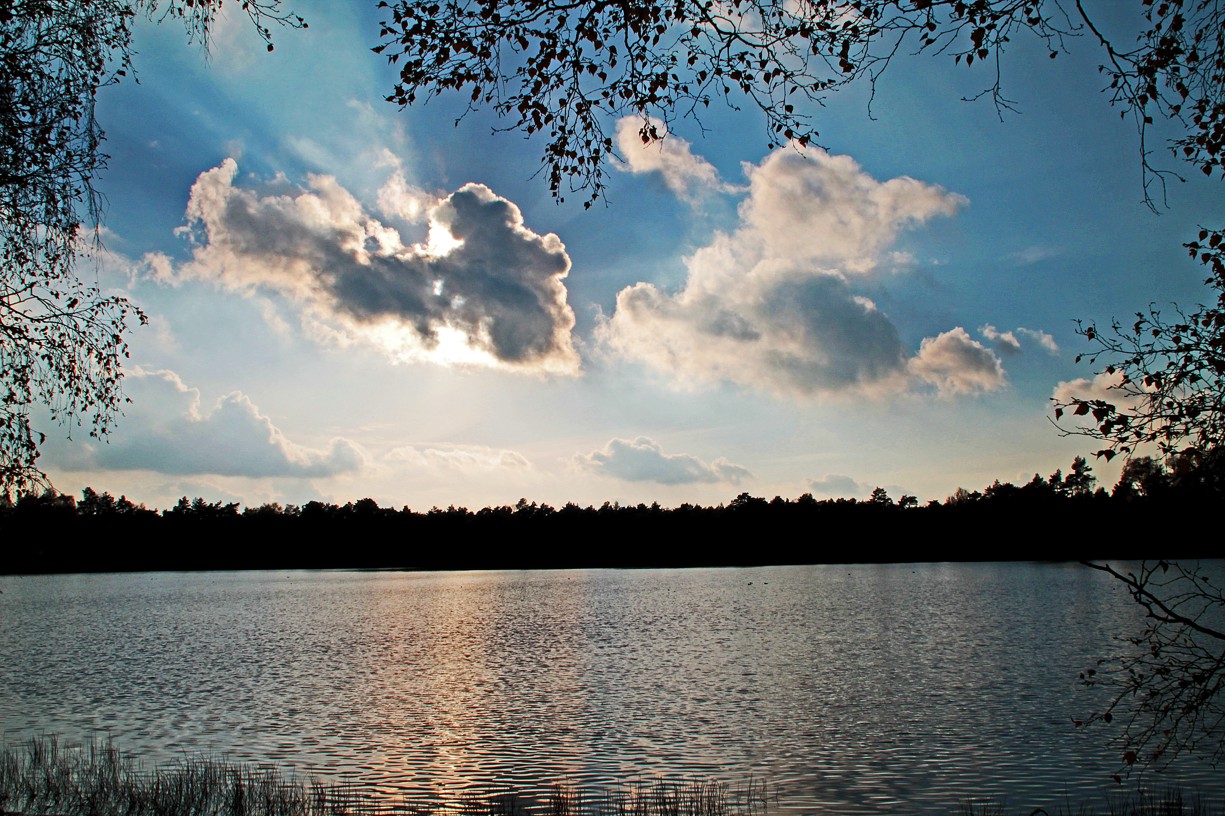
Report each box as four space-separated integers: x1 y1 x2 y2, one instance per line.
614 117 731 203
1049 370 1144 442
806 474 868 498
168 159 579 373
1018 327 1060 354
981 324 1060 355
909 327 1007 396
377 166 434 224
63 368 366 478
140 251 177 286
604 267 913 395
1051 369 1127 405
979 324 1022 354
1008 245 1061 266
384 445 532 473
578 437 751 485
738 150 966 274
600 147 1001 398
142 314 181 354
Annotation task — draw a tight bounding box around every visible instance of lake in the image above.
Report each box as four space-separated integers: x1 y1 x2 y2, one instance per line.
2 563 1222 814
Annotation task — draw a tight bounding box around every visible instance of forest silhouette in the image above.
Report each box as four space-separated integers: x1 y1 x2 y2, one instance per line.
4 454 1221 574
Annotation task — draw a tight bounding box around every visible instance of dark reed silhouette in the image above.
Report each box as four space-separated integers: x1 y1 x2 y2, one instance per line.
0 737 772 816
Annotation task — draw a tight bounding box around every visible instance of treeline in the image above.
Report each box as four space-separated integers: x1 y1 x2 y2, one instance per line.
2 454 1221 574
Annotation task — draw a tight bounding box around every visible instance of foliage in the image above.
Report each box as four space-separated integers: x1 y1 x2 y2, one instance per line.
1079 560 1225 773
373 0 1225 205
1051 227 1225 464
0 0 303 497
2 2 143 495
1039 7 1225 773
1072 0 1225 206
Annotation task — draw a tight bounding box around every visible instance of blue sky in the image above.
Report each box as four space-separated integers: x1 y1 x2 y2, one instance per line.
39 2 1223 510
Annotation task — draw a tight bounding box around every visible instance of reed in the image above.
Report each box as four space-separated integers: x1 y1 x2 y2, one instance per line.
7 738 1221 816
0 739 770 816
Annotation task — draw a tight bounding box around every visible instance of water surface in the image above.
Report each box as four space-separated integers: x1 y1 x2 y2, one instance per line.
2 564 1221 814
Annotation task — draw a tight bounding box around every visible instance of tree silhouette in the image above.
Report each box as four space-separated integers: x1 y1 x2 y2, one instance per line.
375 0 1225 206
1 2 147 495
0 1 303 496
1064 455 1097 496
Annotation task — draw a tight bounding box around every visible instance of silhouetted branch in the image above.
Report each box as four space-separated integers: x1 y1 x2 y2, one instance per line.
1079 560 1225 773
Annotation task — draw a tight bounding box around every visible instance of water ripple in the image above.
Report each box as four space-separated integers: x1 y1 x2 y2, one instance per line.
2 564 1223 815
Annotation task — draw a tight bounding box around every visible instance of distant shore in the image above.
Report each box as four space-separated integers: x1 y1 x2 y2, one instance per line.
0 501 1216 575
3 480 1220 574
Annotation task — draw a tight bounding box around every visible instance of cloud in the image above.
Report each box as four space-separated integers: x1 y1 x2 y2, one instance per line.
614 117 730 203
1018 327 1060 354
384 445 532 473
65 368 365 478
578 437 751 485
605 268 912 395
1008 245 1061 266
980 324 1060 355
1051 369 1127 405
909 327 1007 396
806 474 868 498
169 159 579 373
600 147 1001 398
377 165 434 224
1050 370 1143 439
979 324 1022 354
142 314 181 354
141 251 177 286
737 150 966 274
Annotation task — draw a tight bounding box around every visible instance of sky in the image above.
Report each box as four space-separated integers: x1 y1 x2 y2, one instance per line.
38 1 1224 511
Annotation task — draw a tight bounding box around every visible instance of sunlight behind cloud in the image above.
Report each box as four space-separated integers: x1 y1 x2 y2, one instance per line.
164 159 580 374
425 223 464 257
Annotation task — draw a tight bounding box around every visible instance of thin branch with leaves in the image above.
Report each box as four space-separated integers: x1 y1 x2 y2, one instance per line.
1051 227 1225 464
0 0 304 496
1078 560 1225 775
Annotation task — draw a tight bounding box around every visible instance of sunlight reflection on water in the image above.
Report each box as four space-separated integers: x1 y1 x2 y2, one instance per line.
2 564 1223 815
